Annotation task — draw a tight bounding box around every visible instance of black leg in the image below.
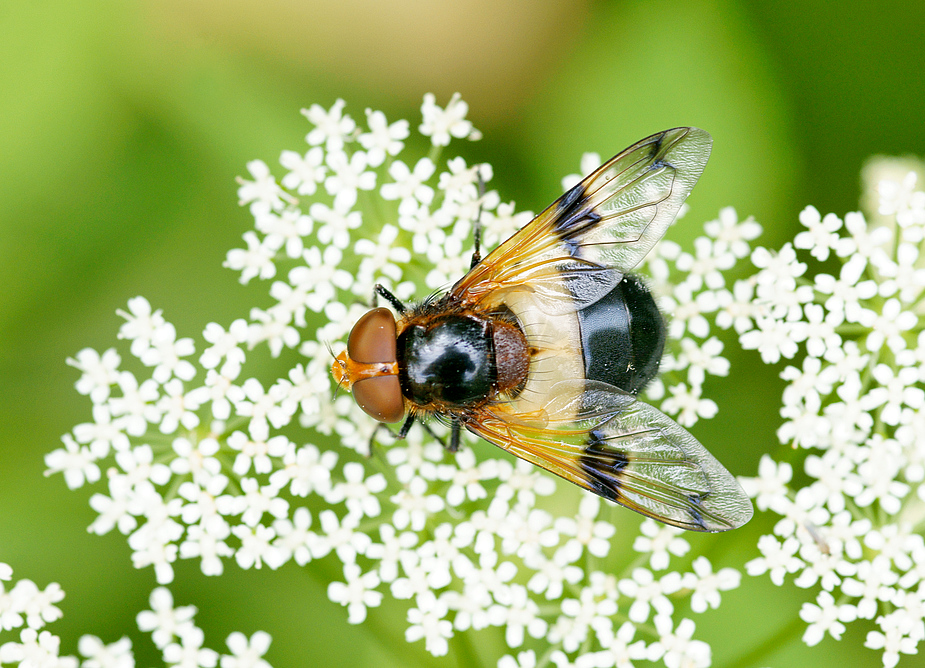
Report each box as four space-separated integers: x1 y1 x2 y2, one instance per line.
397 413 416 439
367 414 416 457
419 421 449 449
373 284 406 314
448 418 461 453
367 423 389 458
469 169 486 269
373 414 451 450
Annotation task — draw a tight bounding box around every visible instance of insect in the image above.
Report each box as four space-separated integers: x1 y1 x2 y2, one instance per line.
332 127 753 532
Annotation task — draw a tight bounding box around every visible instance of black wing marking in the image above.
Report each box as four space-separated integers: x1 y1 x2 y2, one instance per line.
466 380 752 532
451 128 712 315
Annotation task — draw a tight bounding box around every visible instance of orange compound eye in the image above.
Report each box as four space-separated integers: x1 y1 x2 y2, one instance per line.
354 375 404 423
348 308 397 363
343 307 405 424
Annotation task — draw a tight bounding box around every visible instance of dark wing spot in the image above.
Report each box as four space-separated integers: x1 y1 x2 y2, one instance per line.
578 429 629 502
556 182 586 217
686 494 709 531
552 183 603 253
646 158 675 174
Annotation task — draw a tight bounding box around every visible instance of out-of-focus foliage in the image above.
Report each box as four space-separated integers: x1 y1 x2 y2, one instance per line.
1 1 922 666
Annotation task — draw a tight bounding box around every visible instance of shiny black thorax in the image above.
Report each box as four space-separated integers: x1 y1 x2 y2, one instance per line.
578 275 665 395
397 313 494 408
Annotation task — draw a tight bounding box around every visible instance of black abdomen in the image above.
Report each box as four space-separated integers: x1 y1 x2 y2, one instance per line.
577 275 665 394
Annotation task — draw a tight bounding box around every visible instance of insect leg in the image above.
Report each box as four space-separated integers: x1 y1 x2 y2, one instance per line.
393 414 451 449
447 418 461 453
373 284 407 314
397 413 416 439
469 168 487 269
367 422 391 458
367 413 418 457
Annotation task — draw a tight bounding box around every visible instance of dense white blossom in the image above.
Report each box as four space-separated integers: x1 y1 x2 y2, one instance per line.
739 155 925 667
0 568 265 668
52 96 768 667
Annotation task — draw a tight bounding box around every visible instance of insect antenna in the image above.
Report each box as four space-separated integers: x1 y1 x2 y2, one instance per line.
324 341 347 398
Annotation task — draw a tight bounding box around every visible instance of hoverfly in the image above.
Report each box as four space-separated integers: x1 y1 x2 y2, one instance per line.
332 128 753 532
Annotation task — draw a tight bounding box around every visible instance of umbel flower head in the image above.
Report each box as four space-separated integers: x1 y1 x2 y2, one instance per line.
739 156 925 667
50 94 761 666
0 561 271 668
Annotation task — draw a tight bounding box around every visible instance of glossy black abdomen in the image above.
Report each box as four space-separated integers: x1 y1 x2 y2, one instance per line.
577 275 665 394
397 314 493 408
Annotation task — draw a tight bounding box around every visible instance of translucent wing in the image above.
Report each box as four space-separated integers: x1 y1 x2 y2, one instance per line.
452 127 711 315
464 380 752 532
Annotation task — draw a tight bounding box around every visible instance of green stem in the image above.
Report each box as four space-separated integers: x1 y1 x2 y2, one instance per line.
720 612 805 668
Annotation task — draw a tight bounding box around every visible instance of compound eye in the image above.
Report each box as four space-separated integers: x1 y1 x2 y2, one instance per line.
348 307 397 363
354 376 404 423
348 308 404 423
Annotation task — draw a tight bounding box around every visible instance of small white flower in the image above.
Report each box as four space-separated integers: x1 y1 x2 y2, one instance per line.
162 625 219 668
746 535 803 585
795 206 852 260
498 649 537 668
661 382 717 426
551 585 618 653
136 587 197 650
232 524 285 570
78 634 133 668
0 628 76 668
649 616 711 668
279 146 326 195
390 476 445 531
419 92 480 147
269 442 337 498
224 231 279 284
554 495 615 559
358 108 409 167
311 509 372 565
237 159 287 214
271 506 316 567
327 462 387 519
489 584 548 648
859 297 916 352
618 568 680 623
324 149 376 211
704 207 762 258
405 592 453 656
44 434 100 490
327 564 383 624
682 557 740 613
632 520 690 571
589 621 649 668
381 158 436 215
220 631 272 668
865 609 922 668
254 208 313 259
73 402 129 458
302 99 356 152
67 347 121 404
799 591 858 646
354 223 411 290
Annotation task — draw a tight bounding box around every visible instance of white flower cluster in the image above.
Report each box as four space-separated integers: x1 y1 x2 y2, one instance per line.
52 95 761 666
739 157 925 667
0 563 269 668
641 204 762 429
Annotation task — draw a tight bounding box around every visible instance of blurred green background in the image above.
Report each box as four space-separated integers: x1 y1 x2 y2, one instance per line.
2 0 923 665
